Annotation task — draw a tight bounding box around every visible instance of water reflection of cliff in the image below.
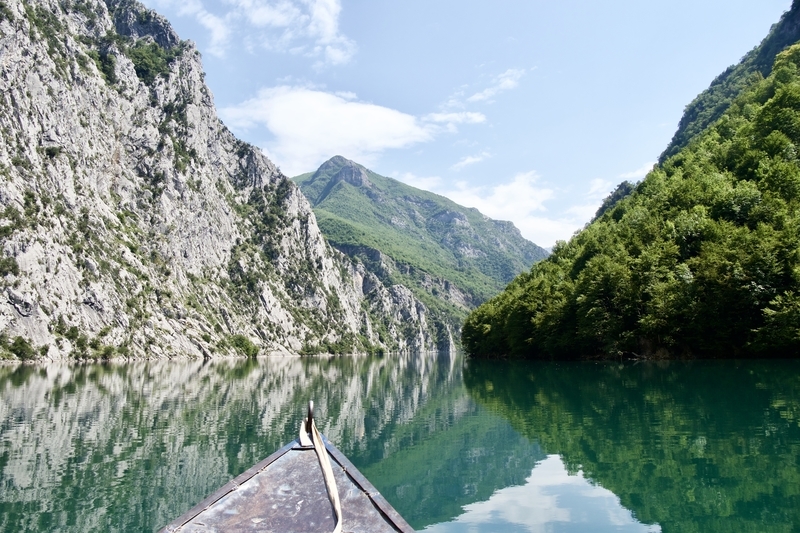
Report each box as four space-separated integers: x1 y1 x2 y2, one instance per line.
0 352 541 532
465 359 800 533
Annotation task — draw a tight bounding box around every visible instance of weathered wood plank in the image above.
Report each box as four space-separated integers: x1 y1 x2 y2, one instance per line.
160 438 414 533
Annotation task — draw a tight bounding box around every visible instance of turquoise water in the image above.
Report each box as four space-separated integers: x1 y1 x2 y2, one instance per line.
1 353 798 532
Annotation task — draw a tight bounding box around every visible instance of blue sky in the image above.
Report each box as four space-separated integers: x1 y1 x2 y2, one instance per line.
141 0 792 247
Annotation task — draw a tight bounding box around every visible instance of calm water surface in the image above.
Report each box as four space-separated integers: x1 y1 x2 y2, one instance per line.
1 353 798 532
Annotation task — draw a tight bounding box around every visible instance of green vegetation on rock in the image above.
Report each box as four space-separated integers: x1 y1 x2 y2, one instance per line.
463 44 800 359
229 334 259 357
127 39 182 84
0 2 14 22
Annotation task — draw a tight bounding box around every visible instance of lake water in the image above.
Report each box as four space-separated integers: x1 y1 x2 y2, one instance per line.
1 353 798 532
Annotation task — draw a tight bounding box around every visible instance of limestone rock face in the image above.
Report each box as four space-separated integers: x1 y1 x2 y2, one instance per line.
0 0 442 359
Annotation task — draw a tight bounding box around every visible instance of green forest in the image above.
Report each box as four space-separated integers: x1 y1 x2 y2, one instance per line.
463 44 800 359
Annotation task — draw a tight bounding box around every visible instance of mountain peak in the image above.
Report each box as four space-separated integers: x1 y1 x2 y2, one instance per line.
107 0 181 49
317 155 353 171
294 159 549 318
315 156 372 188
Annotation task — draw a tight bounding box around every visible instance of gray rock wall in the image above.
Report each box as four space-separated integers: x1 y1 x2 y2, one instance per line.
0 0 445 359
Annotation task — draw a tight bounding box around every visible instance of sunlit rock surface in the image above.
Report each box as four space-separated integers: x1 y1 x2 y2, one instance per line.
0 0 446 360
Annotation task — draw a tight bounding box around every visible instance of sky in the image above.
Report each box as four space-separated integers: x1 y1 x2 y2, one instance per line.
140 0 792 247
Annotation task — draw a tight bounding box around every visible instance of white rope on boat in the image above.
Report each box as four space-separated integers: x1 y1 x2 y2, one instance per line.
300 401 343 533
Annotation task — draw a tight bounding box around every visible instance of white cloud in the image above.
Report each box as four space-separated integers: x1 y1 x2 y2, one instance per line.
394 172 443 191
439 68 526 111
620 161 656 179
423 112 487 133
394 171 584 247
441 92 467 110
155 0 231 56
219 84 490 176
233 0 300 28
437 171 558 245
588 177 614 197
563 203 599 223
424 456 661 533
146 0 356 64
444 171 553 215
451 151 491 171
537 177 618 234
404 173 621 247
220 86 433 175
196 13 231 55
424 112 486 125
240 0 356 65
467 68 525 103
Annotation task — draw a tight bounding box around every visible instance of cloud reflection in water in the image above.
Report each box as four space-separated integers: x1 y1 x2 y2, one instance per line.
423 455 661 533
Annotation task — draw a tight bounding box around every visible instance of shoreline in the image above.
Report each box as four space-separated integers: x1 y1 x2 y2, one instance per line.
0 348 449 366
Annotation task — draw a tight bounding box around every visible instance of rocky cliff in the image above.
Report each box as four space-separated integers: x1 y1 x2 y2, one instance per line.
0 0 443 359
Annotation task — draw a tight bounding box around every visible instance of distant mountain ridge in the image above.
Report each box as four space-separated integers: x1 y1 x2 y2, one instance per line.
294 156 548 333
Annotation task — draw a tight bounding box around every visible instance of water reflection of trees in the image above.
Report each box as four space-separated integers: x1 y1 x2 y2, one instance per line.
0 353 457 530
464 359 800 533
0 351 542 532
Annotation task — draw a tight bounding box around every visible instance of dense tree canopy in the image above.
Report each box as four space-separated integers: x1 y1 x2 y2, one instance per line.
660 1 800 162
463 45 800 359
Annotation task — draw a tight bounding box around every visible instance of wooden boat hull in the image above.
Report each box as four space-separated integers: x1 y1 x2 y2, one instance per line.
160 435 414 533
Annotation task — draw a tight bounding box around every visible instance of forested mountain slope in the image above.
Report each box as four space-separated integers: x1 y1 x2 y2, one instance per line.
294 156 548 334
463 44 800 359
0 0 443 360
661 0 800 161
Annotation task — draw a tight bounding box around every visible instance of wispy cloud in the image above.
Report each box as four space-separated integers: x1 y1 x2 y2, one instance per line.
439 68 526 111
236 0 299 27
620 161 656 180
445 171 552 214
220 86 433 175
451 151 491 171
303 0 355 66
145 0 356 64
394 172 443 191
165 0 230 55
220 85 491 175
554 178 616 230
439 171 558 244
218 71 619 246
423 111 486 133
467 68 525 103
588 177 614 198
